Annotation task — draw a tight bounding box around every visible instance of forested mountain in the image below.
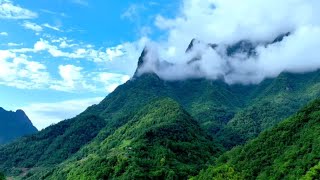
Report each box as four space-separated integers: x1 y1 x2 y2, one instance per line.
220 70 320 148
43 98 221 180
0 108 37 144
1 70 319 179
195 98 320 180
0 37 320 179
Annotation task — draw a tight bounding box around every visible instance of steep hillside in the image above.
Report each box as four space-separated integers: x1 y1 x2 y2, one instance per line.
0 108 37 144
0 113 106 176
219 70 320 148
40 98 221 180
195 98 320 179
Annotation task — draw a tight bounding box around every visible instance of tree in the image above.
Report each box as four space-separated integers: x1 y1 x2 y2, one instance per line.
0 172 5 180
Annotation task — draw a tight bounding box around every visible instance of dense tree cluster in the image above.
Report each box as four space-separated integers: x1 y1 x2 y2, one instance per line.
44 98 221 179
0 172 4 180
195 99 320 179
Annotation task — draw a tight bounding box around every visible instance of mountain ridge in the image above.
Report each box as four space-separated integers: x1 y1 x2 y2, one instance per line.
134 32 294 85
0 107 37 144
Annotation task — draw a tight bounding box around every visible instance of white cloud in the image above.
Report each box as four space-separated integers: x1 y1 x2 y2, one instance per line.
3 35 148 78
48 64 99 92
0 32 8 36
0 50 50 89
43 23 61 31
0 50 130 93
95 72 130 92
30 37 148 69
103 37 150 76
59 41 75 48
0 33 145 92
121 4 145 21
20 97 104 130
59 65 83 85
71 0 88 6
134 0 320 84
34 39 78 57
7 42 23 46
153 0 320 57
22 21 43 32
106 83 121 93
0 40 134 93
40 9 69 18
106 45 125 61
51 64 85 91
0 0 37 19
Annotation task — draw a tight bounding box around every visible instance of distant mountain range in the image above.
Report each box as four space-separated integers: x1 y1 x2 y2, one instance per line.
0 33 319 179
0 108 37 144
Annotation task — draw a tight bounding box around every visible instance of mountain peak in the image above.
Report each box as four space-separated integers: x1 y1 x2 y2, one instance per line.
133 46 150 77
133 45 163 78
272 32 291 44
186 38 201 52
137 47 148 69
16 109 26 115
0 107 37 144
186 38 218 53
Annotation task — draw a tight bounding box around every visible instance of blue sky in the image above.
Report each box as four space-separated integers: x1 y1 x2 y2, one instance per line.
0 0 180 129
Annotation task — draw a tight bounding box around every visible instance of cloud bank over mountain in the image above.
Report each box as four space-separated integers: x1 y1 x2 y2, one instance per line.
136 0 320 84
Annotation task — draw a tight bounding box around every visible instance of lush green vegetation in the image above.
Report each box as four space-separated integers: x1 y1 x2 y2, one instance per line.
219 70 320 148
195 98 320 179
38 98 221 179
0 114 106 175
0 172 5 180
303 162 320 180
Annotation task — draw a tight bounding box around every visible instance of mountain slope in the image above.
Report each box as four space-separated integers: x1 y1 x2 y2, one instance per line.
195 98 320 179
41 98 221 180
220 70 320 147
0 108 37 144
0 113 106 176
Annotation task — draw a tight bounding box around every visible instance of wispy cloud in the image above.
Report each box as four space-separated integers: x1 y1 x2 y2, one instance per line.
93 72 130 92
0 32 8 36
7 42 23 47
71 0 88 6
22 21 43 32
0 0 37 19
49 64 95 92
40 9 69 17
20 97 104 129
43 23 62 31
121 4 145 21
